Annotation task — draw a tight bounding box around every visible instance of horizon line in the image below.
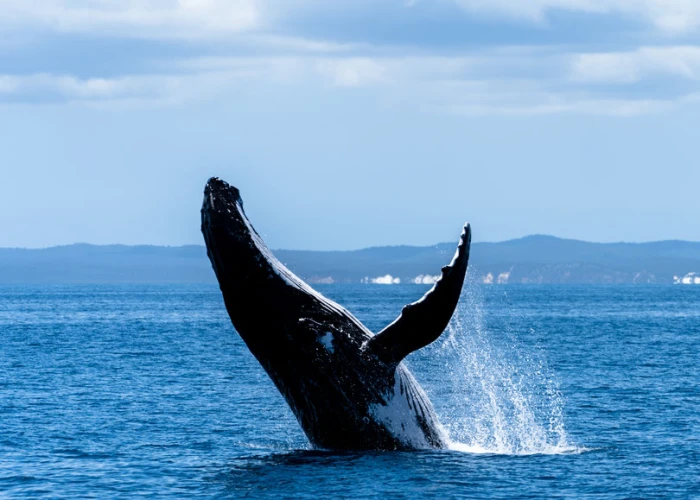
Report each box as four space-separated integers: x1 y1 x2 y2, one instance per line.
1 234 699 252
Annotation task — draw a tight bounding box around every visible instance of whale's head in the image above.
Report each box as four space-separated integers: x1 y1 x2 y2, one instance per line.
201 176 280 303
201 176 471 450
201 177 361 353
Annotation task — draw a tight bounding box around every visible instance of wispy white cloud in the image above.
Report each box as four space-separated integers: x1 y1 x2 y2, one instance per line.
2 50 693 116
313 56 475 87
0 73 162 101
177 54 475 87
0 0 261 39
571 46 700 84
454 0 608 23
316 58 388 87
453 0 700 34
240 34 365 54
0 0 697 118
4 0 700 40
448 95 673 117
0 70 264 105
636 0 700 34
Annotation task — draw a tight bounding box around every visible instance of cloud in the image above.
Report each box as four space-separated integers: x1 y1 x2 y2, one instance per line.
178 54 474 88
454 0 607 23
0 3 698 119
315 58 387 87
0 0 261 39
453 0 700 34
312 56 471 87
411 73 675 117
449 97 672 117
0 57 395 104
571 46 700 84
241 34 364 54
2 0 700 46
0 73 168 102
638 0 700 33
1 48 695 116
0 70 263 105
0 31 696 117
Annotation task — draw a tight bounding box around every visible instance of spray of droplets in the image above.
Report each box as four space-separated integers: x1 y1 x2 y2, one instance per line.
430 281 578 455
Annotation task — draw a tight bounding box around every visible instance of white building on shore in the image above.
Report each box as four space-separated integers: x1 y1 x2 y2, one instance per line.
673 272 700 285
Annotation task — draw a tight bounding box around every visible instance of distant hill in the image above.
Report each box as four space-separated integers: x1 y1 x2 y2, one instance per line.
1 236 700 284
0 244 212 284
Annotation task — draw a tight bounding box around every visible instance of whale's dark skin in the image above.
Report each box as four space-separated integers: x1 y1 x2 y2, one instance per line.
201 177 471 451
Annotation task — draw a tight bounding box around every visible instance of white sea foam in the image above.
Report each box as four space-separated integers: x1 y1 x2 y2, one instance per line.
432 281 583 456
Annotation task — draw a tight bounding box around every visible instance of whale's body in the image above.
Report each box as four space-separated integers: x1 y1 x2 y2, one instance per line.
201 177 471 450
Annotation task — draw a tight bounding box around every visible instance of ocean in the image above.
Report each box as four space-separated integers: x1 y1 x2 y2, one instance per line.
1 283 698 498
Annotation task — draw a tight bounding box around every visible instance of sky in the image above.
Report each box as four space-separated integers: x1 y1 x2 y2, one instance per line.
0 1 699 250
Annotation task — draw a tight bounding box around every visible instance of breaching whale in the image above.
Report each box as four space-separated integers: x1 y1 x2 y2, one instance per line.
201 177 471 450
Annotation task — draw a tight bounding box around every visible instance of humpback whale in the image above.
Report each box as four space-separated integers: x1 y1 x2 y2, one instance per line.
201 177 471 450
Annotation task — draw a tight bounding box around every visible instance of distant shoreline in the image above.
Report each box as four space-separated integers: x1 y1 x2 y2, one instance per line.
1 236 699 285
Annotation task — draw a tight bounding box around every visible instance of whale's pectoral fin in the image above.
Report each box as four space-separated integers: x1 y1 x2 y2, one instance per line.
367 224 471 366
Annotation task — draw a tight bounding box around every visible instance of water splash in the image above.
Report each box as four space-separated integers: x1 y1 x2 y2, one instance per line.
433 282 580 455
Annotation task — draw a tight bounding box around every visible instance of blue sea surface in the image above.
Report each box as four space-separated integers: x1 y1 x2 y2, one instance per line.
1 284 698 498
